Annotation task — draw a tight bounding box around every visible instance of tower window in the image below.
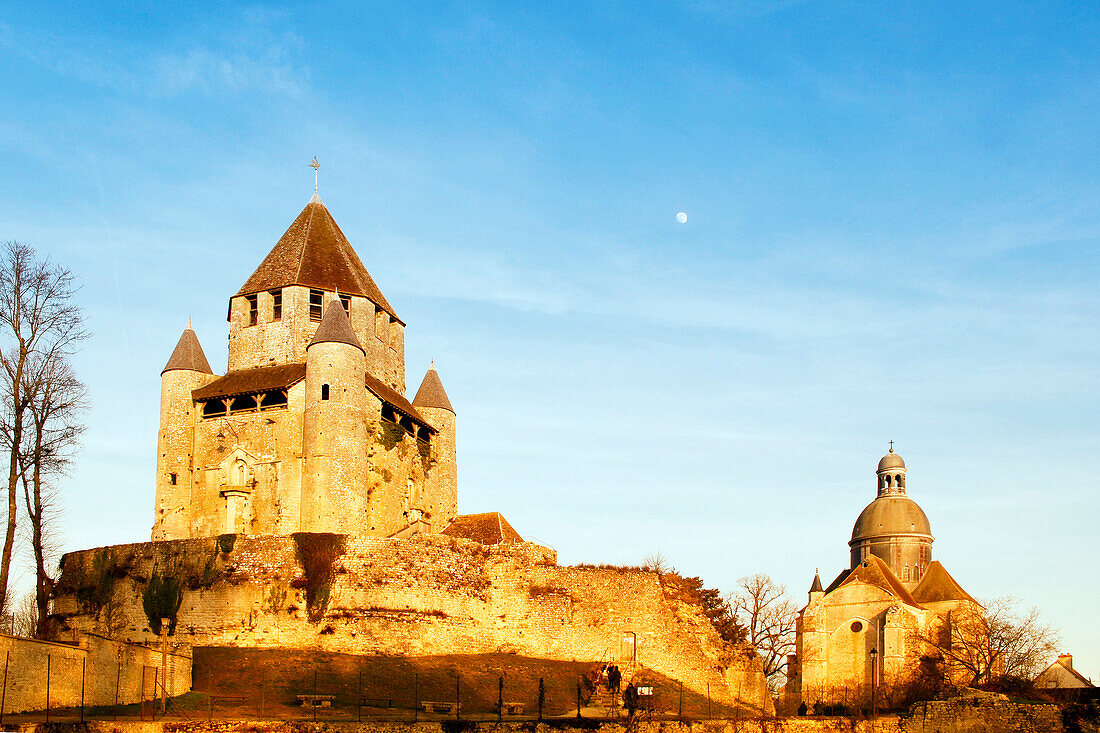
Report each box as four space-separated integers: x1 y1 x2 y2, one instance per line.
340 294 351 315
245 294 258 326
271 289 282 321
321 384 329 401
169 472 177 486
309 289 324 321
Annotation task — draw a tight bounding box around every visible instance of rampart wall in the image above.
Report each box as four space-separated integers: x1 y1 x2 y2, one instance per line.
0 632 191 714
51 535 769 714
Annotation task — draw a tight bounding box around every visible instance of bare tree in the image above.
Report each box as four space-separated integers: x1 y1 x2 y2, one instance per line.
911 596 1059 687
20 354 87 636
729 573 798 692
0 241 87 615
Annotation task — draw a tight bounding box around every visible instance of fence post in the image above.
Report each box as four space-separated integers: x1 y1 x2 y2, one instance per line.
46 653 51 724
358 671 362 723
81 657 86 722
1 649 8 726
153 668 160 721
498 676 503 722
576 679 581 719
413 672 418 723
538 677 544 721
114 659 121 720
455 675 460 721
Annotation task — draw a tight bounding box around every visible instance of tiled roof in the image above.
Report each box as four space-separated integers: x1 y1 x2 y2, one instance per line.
412 366 453 412
824 555 922 608
237 198 401 322
309 300 364 352
163 328 213 375
911 561 978 605
192 363 306 401
441 512 523 545
365 372 435 432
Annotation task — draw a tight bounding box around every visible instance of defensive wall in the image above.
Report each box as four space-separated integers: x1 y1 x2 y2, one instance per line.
50 534 769 714
0 632 191 714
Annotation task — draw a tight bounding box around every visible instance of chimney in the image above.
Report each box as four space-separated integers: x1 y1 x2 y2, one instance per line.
1058 654 1073 671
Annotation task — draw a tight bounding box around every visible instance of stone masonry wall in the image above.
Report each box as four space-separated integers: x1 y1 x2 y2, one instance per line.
52 535 769 714
0 632 191 714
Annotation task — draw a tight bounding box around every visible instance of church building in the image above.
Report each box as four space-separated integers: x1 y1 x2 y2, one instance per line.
780 447 981 711
152 191 460 541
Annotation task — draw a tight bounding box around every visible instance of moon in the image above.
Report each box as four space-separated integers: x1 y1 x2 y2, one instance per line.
676 211 688 224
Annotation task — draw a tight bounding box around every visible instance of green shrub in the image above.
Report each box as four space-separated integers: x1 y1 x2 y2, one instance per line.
292 533 347 623
142 571 183 635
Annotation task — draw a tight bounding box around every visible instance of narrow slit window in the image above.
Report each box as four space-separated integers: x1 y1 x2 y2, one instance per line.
169 472 177 486
321 384 330 401
309 289 324 321
271 289 282 321
246 294 258 326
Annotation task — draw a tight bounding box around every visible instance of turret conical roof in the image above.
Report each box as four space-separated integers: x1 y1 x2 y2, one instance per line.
309 299 364 353
413 365 454 413
237 198 401 323
810 571 823 593
162 327 213 375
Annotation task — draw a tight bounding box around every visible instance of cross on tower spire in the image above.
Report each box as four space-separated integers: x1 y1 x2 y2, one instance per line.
309 156 321 202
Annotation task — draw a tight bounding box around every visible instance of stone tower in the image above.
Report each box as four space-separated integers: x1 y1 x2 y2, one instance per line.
151 193 449 540
302 298 370 533
413 364 458 526
848 446 934 586
153 326 215 540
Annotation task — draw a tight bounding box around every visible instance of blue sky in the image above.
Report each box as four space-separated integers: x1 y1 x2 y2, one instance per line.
1 2 1097 679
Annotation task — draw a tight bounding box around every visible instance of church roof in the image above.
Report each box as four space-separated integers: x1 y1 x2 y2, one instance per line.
851 494 932 543
824 555 922 609
237 198 401 323
162 327 213 375
412 366 454 413
192 363 306 401
441 512 523 545
911 560 978 605
364 372 436 432
309 300 364 353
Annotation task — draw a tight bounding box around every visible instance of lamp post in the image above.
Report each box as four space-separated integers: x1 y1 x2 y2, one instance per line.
869 647 878 719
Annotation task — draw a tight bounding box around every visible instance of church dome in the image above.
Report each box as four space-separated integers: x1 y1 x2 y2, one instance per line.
850 495 931 543
877 450 905 472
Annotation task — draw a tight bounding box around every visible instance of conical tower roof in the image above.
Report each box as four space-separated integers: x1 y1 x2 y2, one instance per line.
162 326 213 375
809 571 823 593
237 197 401 322
413 364 454 413
308 299 364 353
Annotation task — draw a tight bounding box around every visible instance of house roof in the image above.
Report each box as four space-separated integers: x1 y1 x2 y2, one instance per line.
365 372 436 432
441 512 523 545
236 197 401 322
412 366 454 413
911 560 978 605
823 555 922 608
192 363 306 401
309 299 364 353
1036 657 1095 688
163 327 213 375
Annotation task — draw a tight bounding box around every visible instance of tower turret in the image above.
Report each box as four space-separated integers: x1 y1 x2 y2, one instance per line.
302 297 369 533
849 445 933 586
413 363 457 528
152 324 215 540
808 569 824 604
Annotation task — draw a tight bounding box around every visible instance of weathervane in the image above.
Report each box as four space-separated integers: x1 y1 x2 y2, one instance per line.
309 156 320 195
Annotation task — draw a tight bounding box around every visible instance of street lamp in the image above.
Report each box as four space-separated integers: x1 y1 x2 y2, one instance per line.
869 647 878 719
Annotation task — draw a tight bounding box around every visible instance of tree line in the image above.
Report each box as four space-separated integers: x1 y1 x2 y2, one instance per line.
0 240 88 638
